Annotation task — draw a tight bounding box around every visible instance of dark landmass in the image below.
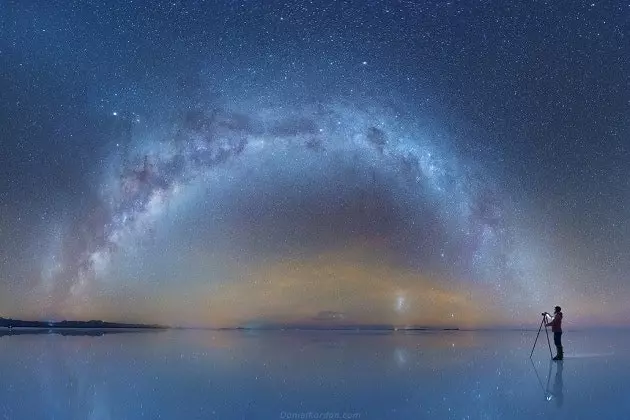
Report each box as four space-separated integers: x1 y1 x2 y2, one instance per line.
0 328 164 337
0 317 167 330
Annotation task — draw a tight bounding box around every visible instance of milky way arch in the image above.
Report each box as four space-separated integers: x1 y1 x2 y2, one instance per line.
40 101 516 311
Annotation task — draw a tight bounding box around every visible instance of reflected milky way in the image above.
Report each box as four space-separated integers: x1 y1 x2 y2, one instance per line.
0 331 629 419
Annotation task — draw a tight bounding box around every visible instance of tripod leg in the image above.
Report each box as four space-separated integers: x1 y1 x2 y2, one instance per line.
544 323 553 359
530 318 545 358
529 357 547 399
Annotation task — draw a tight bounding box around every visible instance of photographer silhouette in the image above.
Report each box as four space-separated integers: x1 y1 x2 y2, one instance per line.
545 306 564 361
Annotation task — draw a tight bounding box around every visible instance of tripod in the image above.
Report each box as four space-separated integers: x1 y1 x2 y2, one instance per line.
529 313 553 359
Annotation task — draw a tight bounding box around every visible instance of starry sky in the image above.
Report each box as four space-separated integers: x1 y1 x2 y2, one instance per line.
1 0 628 328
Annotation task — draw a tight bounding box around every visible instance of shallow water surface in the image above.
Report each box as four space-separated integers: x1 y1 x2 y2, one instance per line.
0 329 628 419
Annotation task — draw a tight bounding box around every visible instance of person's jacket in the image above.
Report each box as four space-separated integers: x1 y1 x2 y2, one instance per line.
546 312 563 333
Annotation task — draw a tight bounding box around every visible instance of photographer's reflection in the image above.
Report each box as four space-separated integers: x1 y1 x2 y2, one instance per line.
548 361 564 407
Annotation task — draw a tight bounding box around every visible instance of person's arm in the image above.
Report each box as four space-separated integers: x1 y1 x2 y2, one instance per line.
545 313 555 327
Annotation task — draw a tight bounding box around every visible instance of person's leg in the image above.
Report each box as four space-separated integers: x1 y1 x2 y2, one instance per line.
553 332 563 360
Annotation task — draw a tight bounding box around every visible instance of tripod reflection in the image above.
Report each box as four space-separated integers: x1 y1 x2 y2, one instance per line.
530 358 564 408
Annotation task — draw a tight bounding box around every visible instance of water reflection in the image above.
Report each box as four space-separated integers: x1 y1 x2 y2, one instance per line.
551 362 564 408
530 358 564 408
0 330 627 419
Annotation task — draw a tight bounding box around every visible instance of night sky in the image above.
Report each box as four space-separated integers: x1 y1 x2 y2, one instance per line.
1 0 628 328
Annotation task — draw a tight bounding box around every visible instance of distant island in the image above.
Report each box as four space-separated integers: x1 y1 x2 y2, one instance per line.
0 317 166 330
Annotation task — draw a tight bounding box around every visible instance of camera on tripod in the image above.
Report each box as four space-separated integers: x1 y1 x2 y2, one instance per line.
531 312 553 359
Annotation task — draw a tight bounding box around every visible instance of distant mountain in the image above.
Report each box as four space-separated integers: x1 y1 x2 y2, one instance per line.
0 317 166 329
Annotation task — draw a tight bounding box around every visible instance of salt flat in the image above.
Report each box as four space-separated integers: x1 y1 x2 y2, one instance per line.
0 329 628 419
